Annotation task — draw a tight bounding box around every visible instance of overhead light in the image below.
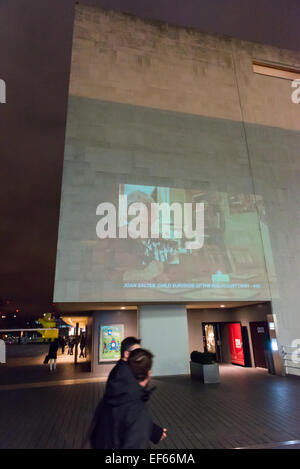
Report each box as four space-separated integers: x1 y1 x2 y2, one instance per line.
220 304 225 308
121 307 125 310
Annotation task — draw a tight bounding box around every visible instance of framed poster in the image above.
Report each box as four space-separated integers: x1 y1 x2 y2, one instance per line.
99 324 124 362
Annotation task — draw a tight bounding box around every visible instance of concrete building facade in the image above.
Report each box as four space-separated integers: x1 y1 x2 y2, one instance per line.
54 4 300 376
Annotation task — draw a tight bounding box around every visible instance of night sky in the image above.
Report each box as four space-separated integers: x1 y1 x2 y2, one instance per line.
0 0 299 317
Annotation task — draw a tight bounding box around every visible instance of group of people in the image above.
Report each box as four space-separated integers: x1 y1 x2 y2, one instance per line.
58 335 86 357
46 334 87 372
89 336 167 449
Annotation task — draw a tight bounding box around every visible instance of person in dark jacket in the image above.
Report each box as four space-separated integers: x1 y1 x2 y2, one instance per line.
67 337 72 355
79 334 86 358
68 337 75 355
104 336 141 392
48 338 59 372
88 337 165 448
90 348 166 449
60 336 66 355
111 337 165 442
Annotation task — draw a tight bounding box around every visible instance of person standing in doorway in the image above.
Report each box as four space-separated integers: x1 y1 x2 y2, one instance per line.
67 337 72 355
70 338 75 355
60 336 66 355
68 337 75 355
48 338 59 372
79 334 86 358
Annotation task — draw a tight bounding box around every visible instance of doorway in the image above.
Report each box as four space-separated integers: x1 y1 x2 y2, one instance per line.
203 323 222 362
187 301 279 375
250 321 270 368
203 321 252 367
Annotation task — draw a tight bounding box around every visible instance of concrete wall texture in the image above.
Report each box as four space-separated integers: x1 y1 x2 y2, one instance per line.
54 5 300 373
139 305 189 376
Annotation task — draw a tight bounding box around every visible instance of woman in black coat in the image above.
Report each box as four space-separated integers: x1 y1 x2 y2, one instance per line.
48 338 59 372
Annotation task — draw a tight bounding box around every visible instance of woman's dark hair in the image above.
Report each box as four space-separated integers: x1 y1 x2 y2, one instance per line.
128 348 153 382
121 336 141 358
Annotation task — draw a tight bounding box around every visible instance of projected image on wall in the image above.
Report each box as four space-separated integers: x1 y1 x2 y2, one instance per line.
52 8 278 304
90 180 274 301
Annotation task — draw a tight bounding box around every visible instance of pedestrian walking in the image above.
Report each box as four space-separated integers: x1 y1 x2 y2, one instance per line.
89 347 167 449
79 334 86 358
70 338 75 355
60 336 66 354
68 337 73 355
48 338 59 371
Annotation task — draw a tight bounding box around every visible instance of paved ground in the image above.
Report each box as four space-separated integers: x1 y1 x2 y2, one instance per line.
1 351 300 449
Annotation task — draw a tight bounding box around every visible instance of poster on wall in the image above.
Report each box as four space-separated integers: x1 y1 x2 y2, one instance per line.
227 323 245 366
99 324 124 362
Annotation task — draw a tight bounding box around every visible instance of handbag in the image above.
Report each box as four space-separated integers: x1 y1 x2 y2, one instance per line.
43 354 49 364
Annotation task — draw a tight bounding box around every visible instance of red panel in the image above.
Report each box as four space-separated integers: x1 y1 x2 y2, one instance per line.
227 323 245 366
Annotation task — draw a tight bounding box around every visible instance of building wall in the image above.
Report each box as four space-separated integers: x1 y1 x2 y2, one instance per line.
69 5 300 129
139 304 189 376
55 5 300 374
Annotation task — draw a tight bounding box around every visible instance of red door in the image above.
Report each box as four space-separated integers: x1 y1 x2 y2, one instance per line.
250 321 269 368
227 323 245 366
